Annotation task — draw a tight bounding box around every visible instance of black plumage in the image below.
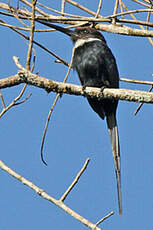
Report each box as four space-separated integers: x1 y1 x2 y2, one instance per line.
72 28 121 215
37 20 122 215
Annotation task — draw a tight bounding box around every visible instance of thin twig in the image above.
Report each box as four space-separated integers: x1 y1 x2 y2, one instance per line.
37 1 83 18
0 18 69 66
31 48 36 72
94 211 114 228
40 95 59 165
0 89 6 108
0 84 28 118
60 158 90 202
95 0 103 18
120 77 153 85
105 8 153 20
134 85 153 115
146 11 151 30
0 20 30 31
119 0 124 18
10 7 29 28
132 0 150 8
61 0 66 16
66 0 103 17
40 47 75 165
112 0 119 24
20 0 47 16
13 93 32 105
26 0 36 70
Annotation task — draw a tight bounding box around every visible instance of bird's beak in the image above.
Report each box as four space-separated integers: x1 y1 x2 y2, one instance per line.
37 20 78 39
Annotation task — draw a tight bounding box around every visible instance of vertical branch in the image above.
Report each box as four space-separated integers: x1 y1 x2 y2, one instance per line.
95 0 103 18
113 0 119 14
0 89 6 109
61 0 66 15
119 0 124 18
26 0 37 70
18 0 37 111
146 10 152 30
112 0 119 23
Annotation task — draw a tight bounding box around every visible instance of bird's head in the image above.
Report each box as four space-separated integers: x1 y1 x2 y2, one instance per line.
37 20 106 45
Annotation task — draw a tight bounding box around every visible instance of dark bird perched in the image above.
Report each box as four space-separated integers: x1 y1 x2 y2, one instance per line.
37 20 122 215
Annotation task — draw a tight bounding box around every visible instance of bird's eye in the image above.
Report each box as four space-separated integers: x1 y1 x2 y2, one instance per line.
83 29 88 34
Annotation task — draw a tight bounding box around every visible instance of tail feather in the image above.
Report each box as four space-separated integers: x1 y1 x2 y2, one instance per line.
106 113 122 215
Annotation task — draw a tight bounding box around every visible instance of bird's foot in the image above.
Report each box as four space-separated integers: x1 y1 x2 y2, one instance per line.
81 85 88 97
82 85 86 91
100 86 107 99
101 86 106 93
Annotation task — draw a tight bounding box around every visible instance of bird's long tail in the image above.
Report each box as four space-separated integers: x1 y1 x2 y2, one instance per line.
106 113 122 215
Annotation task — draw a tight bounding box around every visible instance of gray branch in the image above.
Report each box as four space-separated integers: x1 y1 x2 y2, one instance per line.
0 70 153 104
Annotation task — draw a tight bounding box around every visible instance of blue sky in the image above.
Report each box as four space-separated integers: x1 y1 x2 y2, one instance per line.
0 1 153 230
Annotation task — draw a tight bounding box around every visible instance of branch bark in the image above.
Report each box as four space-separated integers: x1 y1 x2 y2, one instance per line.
1 71 153 104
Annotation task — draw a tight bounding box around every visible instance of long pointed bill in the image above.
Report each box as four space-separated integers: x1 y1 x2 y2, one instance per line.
37 20 78 38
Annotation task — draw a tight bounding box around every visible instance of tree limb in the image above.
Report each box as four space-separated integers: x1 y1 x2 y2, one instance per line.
1 71 153 104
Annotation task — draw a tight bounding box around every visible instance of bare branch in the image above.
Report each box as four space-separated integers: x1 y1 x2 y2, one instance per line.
0 83 29 118
61 0 66 15
20 0 47 16
94 211 114 228
1 71 153 105
134 85 153 115
66 0 101 17
95 0 103 18
120 77 153 85
0 160 102 230
132 0 150 8
60 158 90 202
112 0 119 24
17 71 153 104
26 0 36 70
0 89 6 108
96 23 153 37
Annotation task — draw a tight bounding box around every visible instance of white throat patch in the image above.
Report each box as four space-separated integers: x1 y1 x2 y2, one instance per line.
74 37 101 49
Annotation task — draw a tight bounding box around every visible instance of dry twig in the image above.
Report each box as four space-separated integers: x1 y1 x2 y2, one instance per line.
60 158 90 202
40 47 75 165
0 159 102 230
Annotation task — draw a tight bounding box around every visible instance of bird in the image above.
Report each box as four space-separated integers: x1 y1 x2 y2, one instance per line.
37 20 122 215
